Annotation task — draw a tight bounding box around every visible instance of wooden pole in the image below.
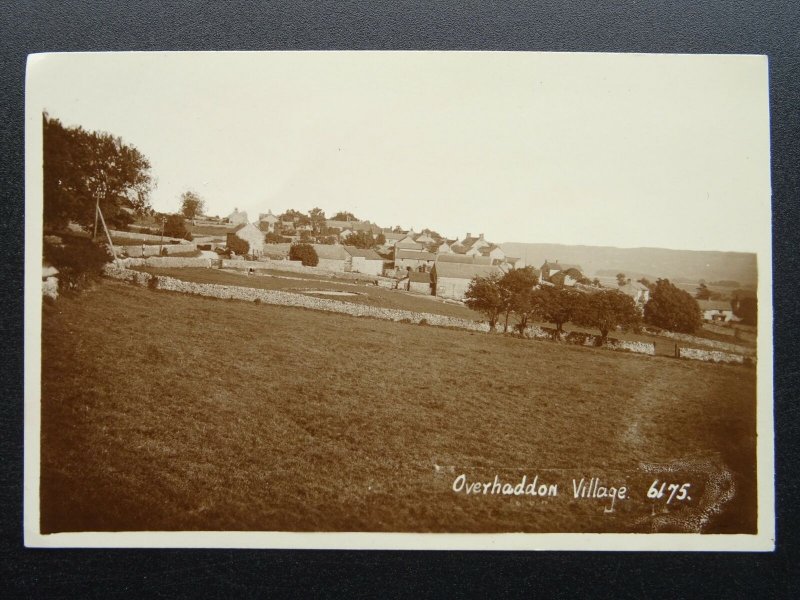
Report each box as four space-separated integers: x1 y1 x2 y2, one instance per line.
93 200 99 241
96 204 118 263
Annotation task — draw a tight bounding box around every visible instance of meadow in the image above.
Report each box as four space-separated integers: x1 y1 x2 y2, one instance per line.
39 280 757 533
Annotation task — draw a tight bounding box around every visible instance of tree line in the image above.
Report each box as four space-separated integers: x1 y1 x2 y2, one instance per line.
465 268 704 340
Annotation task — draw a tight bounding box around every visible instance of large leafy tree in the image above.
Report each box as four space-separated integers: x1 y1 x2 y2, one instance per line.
308 207 326 232
731 290 757 326
499 266 538 333
331 211 357 221
43 113 153 231
644 278 702 333
573 290 641 342
289 243 319 267
180 190 205 219
536 286 584 335
163 214 191 240
346 230 380 249
464 273 506 332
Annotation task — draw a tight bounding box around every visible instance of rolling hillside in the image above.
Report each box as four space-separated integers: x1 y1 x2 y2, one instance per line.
501 242 758 285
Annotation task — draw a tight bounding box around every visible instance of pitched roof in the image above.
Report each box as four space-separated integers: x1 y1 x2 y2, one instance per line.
310 244 349 260
395 248 436 260
344 246 382 260
433 262 501 280
542 261 583 272
435 254 492 265
384 232 406 241
409 271 432 283
698 300 733 311
619 281 649 292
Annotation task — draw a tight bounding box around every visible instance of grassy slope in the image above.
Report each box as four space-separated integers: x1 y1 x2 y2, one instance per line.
40 280 757 533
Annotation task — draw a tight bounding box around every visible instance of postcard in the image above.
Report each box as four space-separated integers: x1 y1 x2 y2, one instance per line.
24 51 774 550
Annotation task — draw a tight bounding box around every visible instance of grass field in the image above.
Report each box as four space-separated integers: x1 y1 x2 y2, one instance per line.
138 267 751 354
39 280 757 534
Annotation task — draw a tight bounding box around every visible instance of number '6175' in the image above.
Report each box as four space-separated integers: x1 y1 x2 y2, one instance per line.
647 481 691 503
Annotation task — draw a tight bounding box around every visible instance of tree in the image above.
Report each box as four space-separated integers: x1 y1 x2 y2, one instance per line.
537 286 584 336
290 243 319 266
376 233 386 245
731 290 757 326
227 235 249 257
464 273 506 331
265 232 291 243
163 214 191 240
695 282 712 300
644 278 702 333
573 290 641 343
346 230 379 249
499 266 538 333
331 211 357 221
280 209 305 221
309 207 326 232
616 273 627 286
43 113 153 232
180 190 205 219
299 230 313 242
591 277 601 287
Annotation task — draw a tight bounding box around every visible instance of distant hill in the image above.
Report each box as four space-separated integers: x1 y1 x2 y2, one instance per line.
500 243 758 285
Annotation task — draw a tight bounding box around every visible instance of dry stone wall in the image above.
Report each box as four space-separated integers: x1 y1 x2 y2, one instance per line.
648 328 755 356
118 256 213 269
103 264 742 365
678 347 746 364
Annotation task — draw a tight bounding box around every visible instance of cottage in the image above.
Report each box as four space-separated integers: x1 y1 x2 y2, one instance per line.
227 222 264 256
226 208 249 226
311 244 350 272
471 243 505 262
395 248 436 271
452 232 490 255
344 246 384 276
257 210 279 233
698 299 736 323
431 261 503 301
618 280 651 308
382 231 407 247
436 241 454 254
540 261 584 286
395 234 424 250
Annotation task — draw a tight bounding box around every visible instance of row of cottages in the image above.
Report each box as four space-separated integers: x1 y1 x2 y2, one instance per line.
309 244 384 275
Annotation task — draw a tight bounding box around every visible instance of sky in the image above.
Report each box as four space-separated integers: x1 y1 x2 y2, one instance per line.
27 51 771 252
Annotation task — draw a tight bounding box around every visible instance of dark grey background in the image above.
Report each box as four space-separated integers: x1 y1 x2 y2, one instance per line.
1 1 798 596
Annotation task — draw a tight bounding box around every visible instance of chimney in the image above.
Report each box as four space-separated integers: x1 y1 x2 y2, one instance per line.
479 233 484 239
466 232 471 238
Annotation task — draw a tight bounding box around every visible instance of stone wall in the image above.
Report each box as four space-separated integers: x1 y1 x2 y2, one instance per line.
110 229 189 243
102 264 741 365
645 327 755 356
104 264 490 332
119 257 213 269
678 347 746 364
117 243 198 258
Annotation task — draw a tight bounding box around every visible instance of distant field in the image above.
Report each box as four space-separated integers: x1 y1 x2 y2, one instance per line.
40 280 757 533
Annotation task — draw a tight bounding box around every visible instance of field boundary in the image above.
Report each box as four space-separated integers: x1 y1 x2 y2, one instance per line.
103 264 757 365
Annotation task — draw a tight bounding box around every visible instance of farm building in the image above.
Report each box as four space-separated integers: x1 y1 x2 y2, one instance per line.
311 244 350 272
257 210 279 233
344 246 384 276
408 271 432 295
227 223 264 256
540 261 584 287
472 243 505 262
698 299 736 323
431 261 502 301
395 248 436 271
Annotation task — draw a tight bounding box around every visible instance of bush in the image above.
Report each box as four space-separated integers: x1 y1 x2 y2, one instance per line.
290 243 319 267
43 237 112 292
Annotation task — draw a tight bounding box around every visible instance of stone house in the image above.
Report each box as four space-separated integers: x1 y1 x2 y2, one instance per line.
698 299 736 323
311 244 350 271
408 270 432 295
618 280 651 309
258 210 279 233
395 248 436 272
452 233 490 255
431 261 502 301
344 246 384 276
226 208 249 225
540 261 584 286
227 222 264 256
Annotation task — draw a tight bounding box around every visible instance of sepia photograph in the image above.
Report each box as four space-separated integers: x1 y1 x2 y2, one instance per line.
24 51 773 550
